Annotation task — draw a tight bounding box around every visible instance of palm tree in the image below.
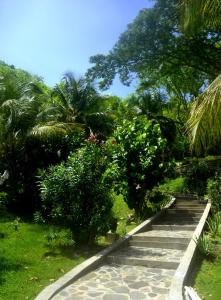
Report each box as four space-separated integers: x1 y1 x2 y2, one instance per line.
181 0 221 154
0 95 41 204
50 72 114 138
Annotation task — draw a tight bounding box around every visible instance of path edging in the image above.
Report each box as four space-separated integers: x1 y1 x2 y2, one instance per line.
167 201 211 300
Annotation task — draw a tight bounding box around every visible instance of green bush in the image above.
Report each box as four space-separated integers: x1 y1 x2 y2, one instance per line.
185 159 214 196
44 228 75 249
207 214 221 237
207 173 221 212
105 116 174 217
39 142 113 244
0 192 8 216
195 234 214 257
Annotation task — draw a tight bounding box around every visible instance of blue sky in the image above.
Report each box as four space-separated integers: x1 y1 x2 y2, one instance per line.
0 0 153 97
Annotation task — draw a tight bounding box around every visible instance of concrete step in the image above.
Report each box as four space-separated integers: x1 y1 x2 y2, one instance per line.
129 240 187 250
165 213 202 220
175 200 205 205
107 246 183 269
151 224 196 231
131 233 190 244
134 229 193 239
172 194 198 200
163 217 201 223
167 209 204 215
175 204 205 208
107 255 179 269
175 199 204 202
175 203 205 207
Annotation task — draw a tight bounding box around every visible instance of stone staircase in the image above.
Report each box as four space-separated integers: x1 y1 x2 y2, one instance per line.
50 195 207 300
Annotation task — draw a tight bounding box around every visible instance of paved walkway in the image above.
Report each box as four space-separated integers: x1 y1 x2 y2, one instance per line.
53 265 174 300
52 196 206 300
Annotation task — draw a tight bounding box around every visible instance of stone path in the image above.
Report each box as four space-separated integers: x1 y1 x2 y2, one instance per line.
53 265 174 300
52 195 206 300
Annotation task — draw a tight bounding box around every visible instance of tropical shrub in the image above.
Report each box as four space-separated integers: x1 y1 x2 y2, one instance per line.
105 116 174 217
207 214 221 238
0 192 7 216
39 142 113 244
207 173 221 212
195 234 214 257
185 159 215 196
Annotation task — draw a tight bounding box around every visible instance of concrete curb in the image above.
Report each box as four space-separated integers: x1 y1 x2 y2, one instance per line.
35 197 175 300
167 201 211 300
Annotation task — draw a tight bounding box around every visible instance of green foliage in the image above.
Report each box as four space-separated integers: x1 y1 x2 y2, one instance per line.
207 214 221 238
39 142 113 244
207 173 221 212
187 75 221 155
87 0 217 100
195 234 214 257
158 177 188 194
51 72 114 139
181 0 221 34
0 60 45 104
0 192 8 211
105 116 174 216
185 159 215 196
44 228 75 249
145 189 171 216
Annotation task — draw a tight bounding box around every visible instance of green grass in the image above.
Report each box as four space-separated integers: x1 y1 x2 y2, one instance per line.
194 254 221 300
0 194 137 300
0 216 105 300
193 218 221 300
158 177 187 193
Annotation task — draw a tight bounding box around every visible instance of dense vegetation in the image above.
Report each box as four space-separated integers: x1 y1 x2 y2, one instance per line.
1 0 221 298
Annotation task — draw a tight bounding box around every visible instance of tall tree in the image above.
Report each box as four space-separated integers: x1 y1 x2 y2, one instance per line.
86 0 220 98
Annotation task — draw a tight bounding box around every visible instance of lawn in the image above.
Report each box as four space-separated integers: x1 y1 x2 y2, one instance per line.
194 256 221 300
0 194 136 300
193 236 221 300
0 216 97 300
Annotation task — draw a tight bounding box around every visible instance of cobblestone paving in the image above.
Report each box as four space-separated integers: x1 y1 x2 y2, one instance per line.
53 264 175 300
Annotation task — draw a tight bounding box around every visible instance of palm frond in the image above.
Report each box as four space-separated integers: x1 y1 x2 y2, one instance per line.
180 0 221 33
187 74 221 154
30 122 84 141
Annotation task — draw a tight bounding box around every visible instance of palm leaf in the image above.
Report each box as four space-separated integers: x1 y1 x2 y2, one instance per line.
31 121 84 139
180 0 221 33
187 74 221 154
